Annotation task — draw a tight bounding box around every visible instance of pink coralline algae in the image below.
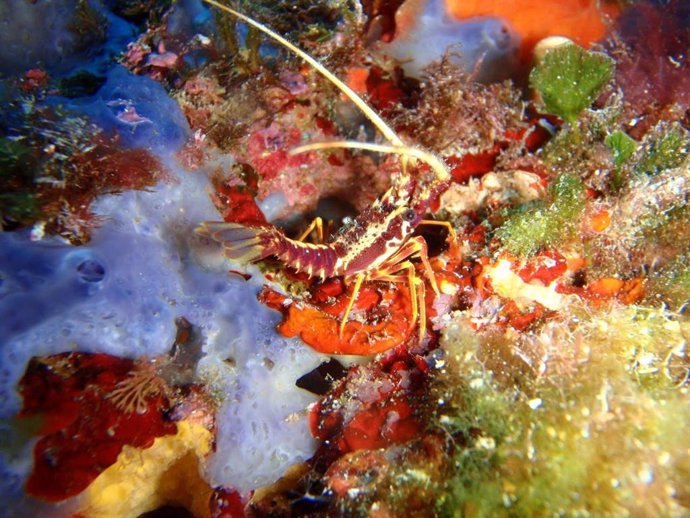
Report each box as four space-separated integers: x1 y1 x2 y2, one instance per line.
604 0 690 138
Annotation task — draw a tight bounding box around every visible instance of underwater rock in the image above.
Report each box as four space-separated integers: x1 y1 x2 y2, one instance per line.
166 0 215 40
2 1 689 516
0 0 137 76
0 0 99 75
379 0 521 82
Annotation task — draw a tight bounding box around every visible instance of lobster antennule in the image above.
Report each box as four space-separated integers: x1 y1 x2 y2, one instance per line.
196 221 278 263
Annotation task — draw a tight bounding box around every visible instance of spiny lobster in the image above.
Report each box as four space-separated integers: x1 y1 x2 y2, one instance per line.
197 0 455 342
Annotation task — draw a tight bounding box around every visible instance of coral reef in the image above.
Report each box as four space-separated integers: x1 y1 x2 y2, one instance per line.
0 0 688 517
18 353 178 502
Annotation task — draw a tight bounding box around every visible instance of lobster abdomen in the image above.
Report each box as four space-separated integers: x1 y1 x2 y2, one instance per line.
197 221 340 279
274 237 340 279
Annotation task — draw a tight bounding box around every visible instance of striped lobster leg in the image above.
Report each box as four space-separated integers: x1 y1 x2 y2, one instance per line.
338 235 438 341
371 263 426 342
296 217 325 243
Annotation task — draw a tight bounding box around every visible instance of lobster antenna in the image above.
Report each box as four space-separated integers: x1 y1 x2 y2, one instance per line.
203 0 403 147
291 141 450 182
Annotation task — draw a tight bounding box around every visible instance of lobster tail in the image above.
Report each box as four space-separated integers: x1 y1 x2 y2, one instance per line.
196 222 279 263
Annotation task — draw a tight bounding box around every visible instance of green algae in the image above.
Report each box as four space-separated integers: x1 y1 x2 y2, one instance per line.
0 137 31 169
629 165 690 259
212 9 264 74
585 162 690 280
606 129 637 189
433 324 517 518
212 0 348 73
0 137 41 226
530 43 614 124
0 192 39 225
496 173 585 257
635 123 690 177
639 201 690 246
605 130 637 168
550 173 586 219
645 257 690 312
69 0 108 52
435 306 690 517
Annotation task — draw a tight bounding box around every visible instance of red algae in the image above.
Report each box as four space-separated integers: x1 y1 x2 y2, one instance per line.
1 112 164 242
446 146 500 183
443 114 556 183
43 136 164 242
363 65 417 114
245 124 307 182
517 249 568 286
603 0 690 138
20 69 50 92
209 163 267 226
210 487 246 518
360 0 408 43
309 346 429 454
322 433 451 516
496 299 553 332
18 353 176 502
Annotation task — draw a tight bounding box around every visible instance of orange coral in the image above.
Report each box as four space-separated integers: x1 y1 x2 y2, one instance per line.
259 281 415 355
585 277 645 304
588 277 624 297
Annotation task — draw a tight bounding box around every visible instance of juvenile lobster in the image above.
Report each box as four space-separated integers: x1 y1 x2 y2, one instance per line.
197 0 454 342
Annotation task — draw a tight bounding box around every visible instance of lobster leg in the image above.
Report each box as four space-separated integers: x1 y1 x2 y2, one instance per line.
339 272 365 339
377 235 439 295
296 217 324 243
371 235 439 340
339 265 427 342
414 273 426 340
419 219 458 242
374 262 427 341
350 235 438 342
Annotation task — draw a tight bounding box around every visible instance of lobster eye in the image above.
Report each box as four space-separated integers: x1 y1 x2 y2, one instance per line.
402 208 416 222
